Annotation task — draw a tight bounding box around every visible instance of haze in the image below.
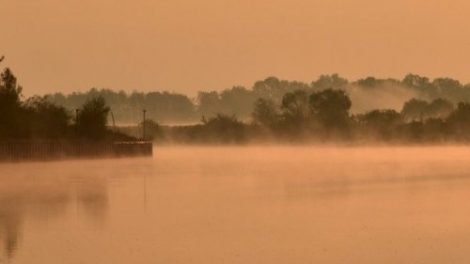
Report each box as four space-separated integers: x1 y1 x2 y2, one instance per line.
2 0 470 95
3 146 470 263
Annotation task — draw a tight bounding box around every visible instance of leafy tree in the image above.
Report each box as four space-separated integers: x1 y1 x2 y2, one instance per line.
252 98 279 128
219 86 256 118
359 109 402 140
25 96 70 138
76 96 110 140
402 74 431 89
197 91 221 118
446 102 470 139
312 74 348 91
47 89 197 124
0 68 22 107
402 74 434 97
309 89 351 130
401 98 429 121
432 78 462 102
0 68 25 138
281 90 310 127
202 114 246 143
427 98 454 119
253 77 310 104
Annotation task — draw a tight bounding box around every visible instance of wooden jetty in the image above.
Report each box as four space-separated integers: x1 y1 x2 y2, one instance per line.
0 141 153 161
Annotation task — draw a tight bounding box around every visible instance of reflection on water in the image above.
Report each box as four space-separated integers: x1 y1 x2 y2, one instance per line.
0 166 108 261
1 147 470 263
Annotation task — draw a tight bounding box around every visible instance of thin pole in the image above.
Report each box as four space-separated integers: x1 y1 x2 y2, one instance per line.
110 110 116 130
143 109 146 140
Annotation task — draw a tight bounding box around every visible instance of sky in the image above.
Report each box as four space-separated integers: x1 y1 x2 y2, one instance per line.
2 0 470 96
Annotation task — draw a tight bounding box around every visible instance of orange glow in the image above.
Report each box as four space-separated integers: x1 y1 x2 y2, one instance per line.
2 0 470 95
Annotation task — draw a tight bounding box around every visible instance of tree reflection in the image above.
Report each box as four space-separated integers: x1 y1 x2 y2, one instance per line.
0 176 108 260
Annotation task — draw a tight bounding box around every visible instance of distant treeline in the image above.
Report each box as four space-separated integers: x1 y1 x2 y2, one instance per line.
46 74 470 124
129 89 470 144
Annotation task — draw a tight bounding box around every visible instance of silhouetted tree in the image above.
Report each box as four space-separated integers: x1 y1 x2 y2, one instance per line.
0 68 25 138
427 98 454 119
401 98 429 121
25 96 70 139
0 68 21 107
47 89 197 124
312 74 348 91
281 90 310 129
217 86 256 118
197 91 221 118
432 78 462 101
402 98 454 122
358 109 402 140
76 97 110 140
253 77 310 104
447 102 470 140
309 89 351 130
198 114 246 143
252 98 279 128
402 74 433 97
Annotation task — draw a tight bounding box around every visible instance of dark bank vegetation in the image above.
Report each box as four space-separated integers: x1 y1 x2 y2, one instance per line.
4 65 470 145
0 68 133 142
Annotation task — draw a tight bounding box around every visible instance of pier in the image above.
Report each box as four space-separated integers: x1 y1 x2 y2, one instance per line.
0 141 153 161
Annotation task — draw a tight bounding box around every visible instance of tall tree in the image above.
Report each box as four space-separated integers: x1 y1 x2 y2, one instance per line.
0 68 24 138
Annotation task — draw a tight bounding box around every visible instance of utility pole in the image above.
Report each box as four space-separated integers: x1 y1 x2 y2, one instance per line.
142 109 146 140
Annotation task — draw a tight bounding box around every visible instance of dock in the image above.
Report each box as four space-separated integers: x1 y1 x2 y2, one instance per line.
0 141 153 161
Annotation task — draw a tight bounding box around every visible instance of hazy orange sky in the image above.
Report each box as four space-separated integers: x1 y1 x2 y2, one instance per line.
2 0 470 96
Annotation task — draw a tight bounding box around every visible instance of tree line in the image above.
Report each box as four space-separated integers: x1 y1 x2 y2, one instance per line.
46 74 470 125
0 68 131 141
143 89 470 144
4 65 470 144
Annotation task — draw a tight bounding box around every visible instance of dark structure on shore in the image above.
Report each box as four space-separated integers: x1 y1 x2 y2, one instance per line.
0 141 152 161
0 64 153 161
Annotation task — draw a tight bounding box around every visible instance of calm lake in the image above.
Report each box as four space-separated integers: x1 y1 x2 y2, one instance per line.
1 146 470 263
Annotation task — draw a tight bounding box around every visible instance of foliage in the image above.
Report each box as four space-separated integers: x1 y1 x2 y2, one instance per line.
44 73 470 125
309 89 351 130
281 90 310 127
76 97 110 140
402 98 454 121
7 64 470 144
24 96 70 139
252 98 279 128
358 110 403 140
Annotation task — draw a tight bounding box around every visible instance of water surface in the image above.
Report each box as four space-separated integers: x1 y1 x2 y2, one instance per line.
1 146 470 263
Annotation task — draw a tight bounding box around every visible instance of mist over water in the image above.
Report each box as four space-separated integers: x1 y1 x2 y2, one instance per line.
1 146 470 263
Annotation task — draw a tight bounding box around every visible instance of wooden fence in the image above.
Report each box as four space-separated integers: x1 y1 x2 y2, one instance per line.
0 141 153 161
